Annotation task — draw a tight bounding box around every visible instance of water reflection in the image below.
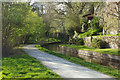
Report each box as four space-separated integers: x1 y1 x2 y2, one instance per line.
43 44 120 70
43 44 77 57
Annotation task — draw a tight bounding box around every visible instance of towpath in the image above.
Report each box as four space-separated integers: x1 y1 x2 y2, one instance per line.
23 44 115 79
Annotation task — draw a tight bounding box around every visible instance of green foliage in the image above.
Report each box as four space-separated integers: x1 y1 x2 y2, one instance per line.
2 2 31 55
98 25 103 32
69 38 84 45
79 29 98 38
81 19 88 32
23 10 45 43
2 2 45 55
23 11 45 36
90 17 99 30
65 14 80 30
64 14 81 37
90 17 103 32
118 33 120 36
25 35 38 44
75 38 84 45
42 2 104 39
45 38 61 43
30 37 61 44
68 38 76 44
91 38 107 49
36 45 120 78
2 54 60 78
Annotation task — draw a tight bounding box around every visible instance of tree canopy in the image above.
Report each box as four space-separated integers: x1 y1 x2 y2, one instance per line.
2 2 45 56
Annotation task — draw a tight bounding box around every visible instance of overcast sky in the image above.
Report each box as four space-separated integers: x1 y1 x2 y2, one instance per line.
1 0 119 3
30 0 119 3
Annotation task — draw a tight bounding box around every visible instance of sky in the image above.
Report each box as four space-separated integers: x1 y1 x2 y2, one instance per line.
1 0 120 3
30 0 120 3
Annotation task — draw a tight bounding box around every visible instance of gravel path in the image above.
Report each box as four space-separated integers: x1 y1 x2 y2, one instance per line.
23 44 115 79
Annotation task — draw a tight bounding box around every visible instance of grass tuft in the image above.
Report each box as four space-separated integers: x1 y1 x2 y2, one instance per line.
2 54 61 79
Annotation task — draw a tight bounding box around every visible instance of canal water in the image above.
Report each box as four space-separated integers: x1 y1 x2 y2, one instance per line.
43 43 120 70
42 43 77 57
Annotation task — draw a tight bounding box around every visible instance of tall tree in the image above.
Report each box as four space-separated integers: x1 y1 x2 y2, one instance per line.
2 2 45 56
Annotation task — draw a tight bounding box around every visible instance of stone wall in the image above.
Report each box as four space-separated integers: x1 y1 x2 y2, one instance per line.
83 37 92 47
59 45 120 70
77 49 120 70
83 36 120 49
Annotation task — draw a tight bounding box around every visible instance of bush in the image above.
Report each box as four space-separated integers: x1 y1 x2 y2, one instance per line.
68 38 84 45
118 33 120 36
75 38 84 45
79 29 98 38
90 17 99 30
91 38 106 49
45 38 61 43
68 38 75 44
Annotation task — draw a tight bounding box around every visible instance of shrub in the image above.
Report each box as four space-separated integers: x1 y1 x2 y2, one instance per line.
68 38 84 45
90 17 99 30
75 38 84 45
68 38 75 44
91 38 106 49
45 38 61 43
78 29 98 38
118 33 120 36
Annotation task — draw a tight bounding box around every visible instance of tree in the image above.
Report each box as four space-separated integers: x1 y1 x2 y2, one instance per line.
2 2 45 56
32 2 104 40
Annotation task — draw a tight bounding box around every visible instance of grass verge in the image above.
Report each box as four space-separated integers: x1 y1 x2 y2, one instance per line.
2 46 61 79
36 45 120 79
0 58 1 80
61 44 120 56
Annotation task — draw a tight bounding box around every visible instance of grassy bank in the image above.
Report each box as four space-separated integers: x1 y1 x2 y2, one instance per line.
2 47 60 79
0 58 1 80
61 44 120 56
36 45 120 79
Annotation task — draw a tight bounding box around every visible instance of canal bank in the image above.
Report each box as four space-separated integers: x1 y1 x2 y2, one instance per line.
36 44 120 78
42 43 120 70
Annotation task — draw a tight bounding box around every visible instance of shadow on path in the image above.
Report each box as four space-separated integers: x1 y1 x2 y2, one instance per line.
23 44 116 79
